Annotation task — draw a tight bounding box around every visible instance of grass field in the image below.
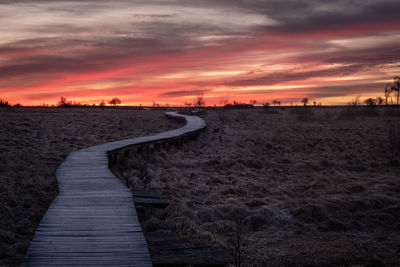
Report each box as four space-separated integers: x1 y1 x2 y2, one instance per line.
0 107 181 266
113 107 400 266
1 106 400 266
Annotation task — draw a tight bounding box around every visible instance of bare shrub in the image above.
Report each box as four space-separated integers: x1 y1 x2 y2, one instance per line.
57 96 72 107
300 97 309 106
349 96 361 106
0 99 11 107
272 99 281 106
262 103 280 114
99 100 106 109
194 94 205 107
364 98 377 107
137 161 152 189
125 150 156 189
220 220 248 267
217 108 227 134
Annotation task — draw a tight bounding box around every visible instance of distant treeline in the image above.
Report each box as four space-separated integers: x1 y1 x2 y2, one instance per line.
56 96 122 107
224 101 254 109
1 76 399 108
0 99 22 107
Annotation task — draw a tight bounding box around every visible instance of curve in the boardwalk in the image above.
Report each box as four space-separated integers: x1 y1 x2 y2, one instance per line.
22 111 206 267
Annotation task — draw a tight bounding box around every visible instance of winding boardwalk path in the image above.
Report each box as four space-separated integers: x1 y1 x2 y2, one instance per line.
22 112 206 267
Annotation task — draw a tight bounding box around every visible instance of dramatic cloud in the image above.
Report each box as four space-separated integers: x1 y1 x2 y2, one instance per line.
0 0 399 105
160 89 211 98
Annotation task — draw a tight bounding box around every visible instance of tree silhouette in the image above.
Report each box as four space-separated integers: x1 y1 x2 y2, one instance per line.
384 84 392 105
364 98 376 107
194 94 205 107
263 102 270 109
0 99 11 107
57 96 72 107
349 96 361 106
99 100 106 109
108 97 122 106
272 100 281 106
300 97 309 106
391 76 400 105
376 96 384 106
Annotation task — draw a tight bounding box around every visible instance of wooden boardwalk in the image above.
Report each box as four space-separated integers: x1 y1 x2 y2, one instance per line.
22 112 206 267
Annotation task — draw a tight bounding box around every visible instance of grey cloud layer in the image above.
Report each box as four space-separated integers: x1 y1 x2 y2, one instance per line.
0 0 399 100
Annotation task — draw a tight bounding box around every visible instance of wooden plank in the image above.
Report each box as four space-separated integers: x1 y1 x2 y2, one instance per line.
133 190 168 208
134 197 168 208
146 233 231 266
22 112 206 267
133 190 163 199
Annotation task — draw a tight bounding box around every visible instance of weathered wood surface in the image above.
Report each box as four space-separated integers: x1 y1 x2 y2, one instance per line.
133 190 168 208
146 234 231 266
22 112 206 267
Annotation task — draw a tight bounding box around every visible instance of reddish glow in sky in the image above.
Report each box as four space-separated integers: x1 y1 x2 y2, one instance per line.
1 0 400 106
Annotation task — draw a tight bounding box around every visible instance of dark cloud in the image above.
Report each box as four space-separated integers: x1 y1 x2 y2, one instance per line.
0 55 108 78
227 64 367 87
0 35 176 79
324 45 400 65
2 0 400 34
231 82 385 100
306 83 386 98
202 0 400 33
137 0 400 33
159 89 210 97
263 0 400 33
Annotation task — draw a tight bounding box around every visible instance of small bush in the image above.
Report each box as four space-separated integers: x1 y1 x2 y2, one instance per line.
137 161 152 189
225 102 254 109
0 99 11 107
57 96 72 107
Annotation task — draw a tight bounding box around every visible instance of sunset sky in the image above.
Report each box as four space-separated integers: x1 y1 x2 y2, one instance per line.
1 0 400 106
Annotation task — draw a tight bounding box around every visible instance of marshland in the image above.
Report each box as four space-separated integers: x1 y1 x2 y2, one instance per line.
1 106 399 266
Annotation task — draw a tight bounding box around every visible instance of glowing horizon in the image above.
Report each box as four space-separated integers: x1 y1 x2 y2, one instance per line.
1 0 399 106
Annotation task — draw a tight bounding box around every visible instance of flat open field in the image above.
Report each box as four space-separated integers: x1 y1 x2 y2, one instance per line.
0 107 181 266
112 107 400 266
1 107 400 266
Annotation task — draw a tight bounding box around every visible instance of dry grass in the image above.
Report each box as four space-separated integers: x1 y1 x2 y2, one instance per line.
0 107 182 266
3 107 400 266
114 107 400 266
